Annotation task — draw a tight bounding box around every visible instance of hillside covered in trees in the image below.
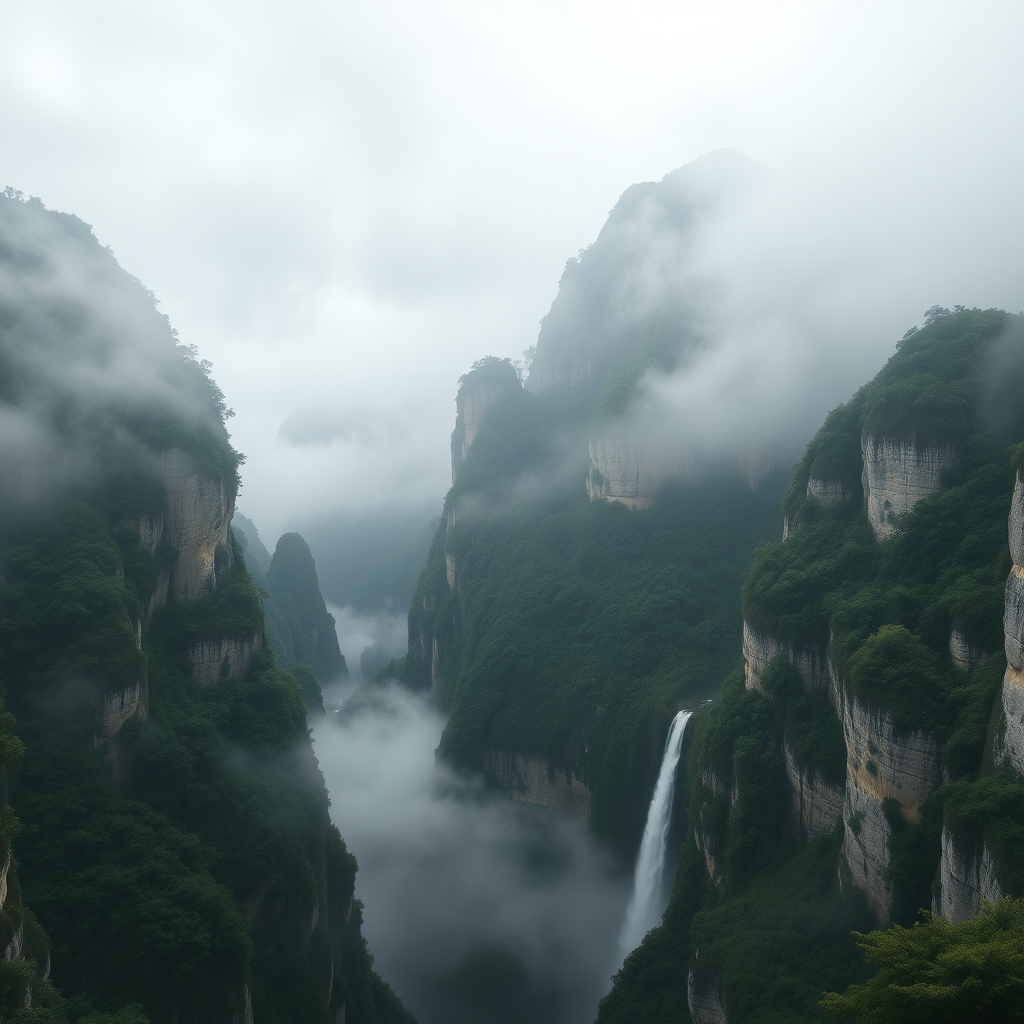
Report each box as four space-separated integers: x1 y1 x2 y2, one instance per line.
0 191 413 1024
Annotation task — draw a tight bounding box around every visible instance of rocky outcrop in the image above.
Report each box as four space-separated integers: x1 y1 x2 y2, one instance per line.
948 627 989 672
693 771 731 888
484 750 591 824
991 481 1024 775
994 564 1024 776
833 675 940 924
688 952 728 1024
161 448 234 602
936 827 1005 923
806 474 852 507
1009 469 1024 566
783 740 843 841
860 434 957 541
742 620 828 691
188 634 260 686
451 377 519 482
95 679 147 741
586 436 694 509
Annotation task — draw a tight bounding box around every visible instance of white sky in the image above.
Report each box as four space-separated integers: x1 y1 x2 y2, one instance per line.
2 1 1022 539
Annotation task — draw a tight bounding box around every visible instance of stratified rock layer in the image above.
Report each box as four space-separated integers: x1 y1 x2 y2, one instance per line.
861 434 957 540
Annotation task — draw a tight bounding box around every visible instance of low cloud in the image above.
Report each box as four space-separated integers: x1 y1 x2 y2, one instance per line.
314 685 629 1024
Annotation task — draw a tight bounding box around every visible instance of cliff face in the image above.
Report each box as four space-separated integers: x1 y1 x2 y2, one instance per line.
0 191 413 1024
861 434 957 540
161 448 235 602
450 358 523 483
188 636 261 686
834 675 940 923
484 750 592 823
586 436 694 509
742 620 828 691
687 957 729 1024
936 827 1004 922
782 738 843 841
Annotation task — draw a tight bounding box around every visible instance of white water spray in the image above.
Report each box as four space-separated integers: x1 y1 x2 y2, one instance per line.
617 709 693 959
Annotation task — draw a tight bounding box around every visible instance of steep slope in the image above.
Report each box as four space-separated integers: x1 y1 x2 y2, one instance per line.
0 191 412 1024
599 307 1024 1024
404 156 826 857
234 515 349 707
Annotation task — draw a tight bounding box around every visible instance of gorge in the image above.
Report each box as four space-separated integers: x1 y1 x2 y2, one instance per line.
2 147 1024 1024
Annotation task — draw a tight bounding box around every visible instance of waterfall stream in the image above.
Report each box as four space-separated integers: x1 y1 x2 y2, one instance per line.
617 709 693 959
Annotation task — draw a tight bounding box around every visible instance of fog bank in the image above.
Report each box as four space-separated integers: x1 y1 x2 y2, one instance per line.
314 685 629 1024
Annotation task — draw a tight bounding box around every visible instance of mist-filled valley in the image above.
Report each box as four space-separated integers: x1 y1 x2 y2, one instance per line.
2 5 1024 1024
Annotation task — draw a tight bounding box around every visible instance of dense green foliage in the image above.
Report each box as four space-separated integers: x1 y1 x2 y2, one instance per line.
598 669 874 1024
601 309 1024 1021
0 193 412 1024
821 899 1024 1023
411 377 787 852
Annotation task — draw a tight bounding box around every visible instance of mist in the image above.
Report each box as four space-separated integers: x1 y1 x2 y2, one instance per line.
313 685 629 1024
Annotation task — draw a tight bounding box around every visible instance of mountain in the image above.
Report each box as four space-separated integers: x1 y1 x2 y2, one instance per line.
0 191 412 1024
599 307 1024 1023
404 156 797 858
232 517 349 711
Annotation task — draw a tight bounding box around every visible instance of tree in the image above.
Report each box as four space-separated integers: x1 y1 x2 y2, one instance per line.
821 899 1024 1023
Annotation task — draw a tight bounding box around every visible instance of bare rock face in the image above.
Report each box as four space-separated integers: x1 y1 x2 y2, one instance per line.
742 620 828 691
806 475 852 507
693 770 731 888
688 953 729 1024
860 434 957 541
95 679 147 741
1004 567 1024 672
948 627 989 672
937 827 1005 923
782 739 843 841
1009 470 1024 567
586 436 693 509
451 384 515 482
188 634 260 686
833 675 940 924
161 448 234 602
993 664 1024 777
484 750 591 824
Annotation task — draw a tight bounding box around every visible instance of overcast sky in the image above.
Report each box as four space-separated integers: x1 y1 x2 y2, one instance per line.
2 1 1022 540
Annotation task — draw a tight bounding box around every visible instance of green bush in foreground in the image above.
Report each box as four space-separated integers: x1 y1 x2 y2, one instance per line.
821 898 1024 1023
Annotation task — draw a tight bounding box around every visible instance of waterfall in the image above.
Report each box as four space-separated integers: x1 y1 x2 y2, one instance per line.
618 709 692 959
